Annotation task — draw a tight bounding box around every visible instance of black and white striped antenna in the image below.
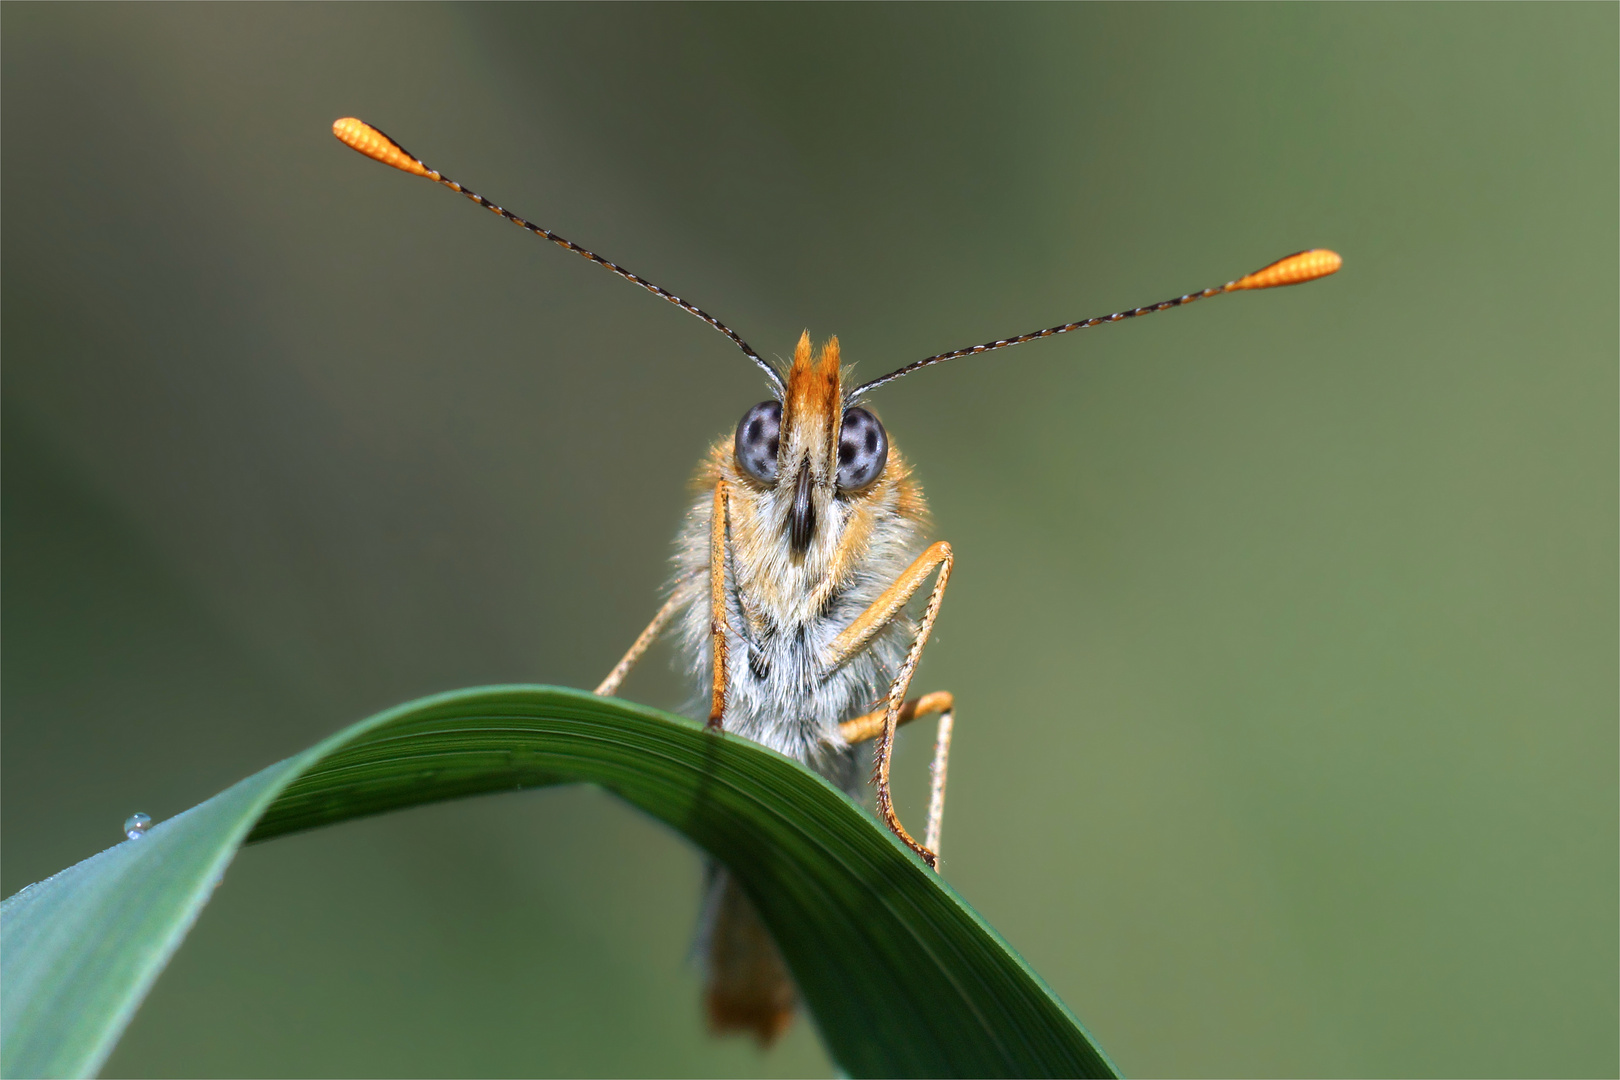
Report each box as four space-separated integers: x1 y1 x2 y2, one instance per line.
333 117 785 396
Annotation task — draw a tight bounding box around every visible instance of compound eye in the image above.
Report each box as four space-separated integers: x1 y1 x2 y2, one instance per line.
734 400 782 483
837 407 888 491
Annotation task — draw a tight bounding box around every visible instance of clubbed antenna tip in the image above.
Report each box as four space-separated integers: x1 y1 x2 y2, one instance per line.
333 118 428 177
1226 249 1342 291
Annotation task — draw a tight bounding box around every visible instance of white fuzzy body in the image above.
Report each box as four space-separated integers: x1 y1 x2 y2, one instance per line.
668 440 928 790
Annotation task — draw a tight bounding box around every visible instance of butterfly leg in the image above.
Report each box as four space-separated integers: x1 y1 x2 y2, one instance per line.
840 691 956 863
593 594 681 697
823 541 953 869
707 481 732 729
598 481 731 728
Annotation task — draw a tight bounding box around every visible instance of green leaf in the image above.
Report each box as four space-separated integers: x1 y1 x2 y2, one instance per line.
1 686 1117 1079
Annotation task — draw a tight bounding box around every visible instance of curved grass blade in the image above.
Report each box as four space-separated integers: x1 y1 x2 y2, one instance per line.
1 686 1117 1079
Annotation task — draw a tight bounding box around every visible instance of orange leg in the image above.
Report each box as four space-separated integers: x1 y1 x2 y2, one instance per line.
823 542 954 869
838 691 953 744
840 691 956 865
598 480 729 727
594 594 681 697
707 482 731 730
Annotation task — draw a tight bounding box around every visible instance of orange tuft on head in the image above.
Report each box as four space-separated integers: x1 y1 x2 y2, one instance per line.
789 329 813 375
332 117 430 178
1228 249 1342 291
816 335 840 375
784 333 843 443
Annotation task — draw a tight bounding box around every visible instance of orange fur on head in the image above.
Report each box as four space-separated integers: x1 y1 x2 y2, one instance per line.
784 332 843 471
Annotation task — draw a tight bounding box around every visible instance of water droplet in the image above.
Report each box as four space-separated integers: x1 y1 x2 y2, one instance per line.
124 813 152 840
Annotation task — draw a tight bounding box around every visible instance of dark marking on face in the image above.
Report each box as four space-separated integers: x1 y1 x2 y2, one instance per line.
789 463 815 553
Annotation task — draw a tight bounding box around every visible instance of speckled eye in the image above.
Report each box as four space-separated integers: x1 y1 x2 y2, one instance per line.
837 407 888 491
734 400 782 483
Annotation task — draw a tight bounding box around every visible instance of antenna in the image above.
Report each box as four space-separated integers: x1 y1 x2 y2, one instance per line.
852 249 1342 397
332 118 785 395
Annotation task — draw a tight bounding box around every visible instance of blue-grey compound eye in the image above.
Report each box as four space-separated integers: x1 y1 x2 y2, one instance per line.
837 407 888 491
734 400 782 483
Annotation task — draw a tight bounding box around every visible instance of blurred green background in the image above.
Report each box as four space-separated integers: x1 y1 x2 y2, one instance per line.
3 4 1615 1077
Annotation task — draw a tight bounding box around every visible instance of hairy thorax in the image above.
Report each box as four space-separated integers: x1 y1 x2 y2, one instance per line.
671 437 929 782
